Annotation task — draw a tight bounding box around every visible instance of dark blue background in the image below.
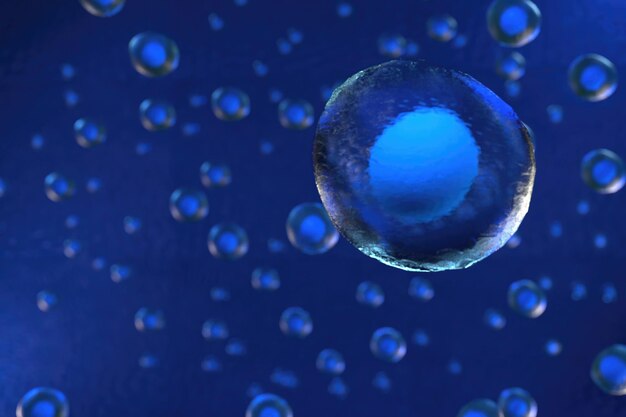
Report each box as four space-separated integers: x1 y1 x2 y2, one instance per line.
1 0 626 416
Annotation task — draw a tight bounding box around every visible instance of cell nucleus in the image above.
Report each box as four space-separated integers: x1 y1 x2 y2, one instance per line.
498 387 538 417
129 32 179 77
207 223 249 260
17 387 69 417
568 54 618 102
427 15 458 42
200 162 232 188
286 202 339 255
74 118 106 148
591 344 626 395
457 399 500 417
79 0 125 17
44 172 75 202
246 394 293 417
313 60 535 272
169 188 209 222
139 99 176 131
211 87 251 121
370 327 407 363
507 279 546 318
279 307 313 338
278 99 315 130
487 0 542 47
581 149 625 194
497 52 526 81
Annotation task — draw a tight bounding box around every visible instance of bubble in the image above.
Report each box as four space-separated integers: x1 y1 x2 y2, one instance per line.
278 99 314 130
287 28 303 44
37 291 58 312
328 377 349 398
594 233 608 249
372 371 392 392
211 87 251 121
181 122 200 136
286 203 339 255
497 52 526 81
134 308 165 332
544 339 562 356
139 99 176 131
65 215 79 229
74 118 106 148
246 394 293 417
251 267 281 291
110 264 132 283
64 90 79 108
60 63 75 80
484 308 507 330
44 173 75 202
498 387 537 417
86 177 102 193
549 221 562 238
316 349 346 375
448 359 463 375
91 257 107 271
200 162 232 188
408 277 434 302
63 239 81 258
508 279 546 318
279 307 313 338
123 216 142 234
313 60 535 272
16 387 69 417
507 234 521 248
210 287 231 302
602 283 617 304
0 178 5 197
226 339 247 356
79 0 125 17
337 2 353 17
581 149 625 194
505 80 522 98
568 54 618 102
453 34 469 48
537 275 552 291
129 32 179 77
570 281 587 301
253 60 269 77
355 281 385 308
202 319 229 340
189 94 207 108
377 33 407 58
208 13 224 31
546 105 563 124
208 223 249 260
277 38 293 55
591 345 626 396
412 329 430 347
487 0 541 47
370 327 407 363
169 188 209 222
270 368 299 389
31 134 45 150
139 353 159 368
427 14 458 42
201 355 222 372
457 399 500 417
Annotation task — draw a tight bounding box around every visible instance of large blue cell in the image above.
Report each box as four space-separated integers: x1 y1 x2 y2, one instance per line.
581 149 625 194
487 0 541 47
129 32 179 77
591 344 626 395
313 60 535 272
568 54 618 102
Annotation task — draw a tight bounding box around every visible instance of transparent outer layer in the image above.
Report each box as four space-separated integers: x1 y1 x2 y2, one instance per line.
74 118 106 148
568 54 618 102
79 0 125 17
139 99 176 131
370 327 407 363
581 149 625 194
278 99 315 130
487 0 542 47
44 172 75 202
169 188 209 222
246 394 293 417
498 387 538 417
507 279 547 318
128 32 179 78
314 60 535 272
211 87 251 121
207 223 249 260
17 387 69 417
591 344 626 396
279 307 313 338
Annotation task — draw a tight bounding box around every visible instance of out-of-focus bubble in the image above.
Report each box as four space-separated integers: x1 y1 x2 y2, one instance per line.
487 0 541 47
63 239 81 258
313 60 535 272
405 40 420 57
453 34 469 48
546 105 563 124
581 149 625 194
286 202 339 255
31 134 45 150
139 353 159 368
278 99 314 130
570 281 587 301
129 32 179 77
408 277 434 302
60 63 75 80
328 377 349 398
448 359 463 375
181 122 200 136
211 87 251 121
337 2 353 17
602 283 617 304
91 257 107 271
498 387 537 417
246 394 293 417
208 13 224 31
139 99 176 131
202 319 229 340
549 221 562 238
86 177 102 193
378 33 407 58
427 14 458 42
484 308 507 330
64 90 79 108
591 344 626 396
537 275 552 291
568 54 618 102
370 327 407 363
200 162 232 188
507 234 522 249
80 0 125 17
74 118 106 148
44 173 75 202
134 308 165 332
189 94 207 108
251 267 281 291
372 371 392 392
457 399 500 417
110 264 132 283
65 215 79 229
316 349 346 375
279 307 313 338
577 200 590 215
169 188 209 222
497 52 526 81
594 233 608 249
356 281 385 308
210 287 231 302
201 355 222 372
412 329 430 347
508 279 547 318
545 339 562 357
287 28 303 44
123 216 142 234
226 338 247 356
268 238 286 253
269 88 284 103
36 291 58 312
505 79 522 98
208 223 249 260
277 38 293 55
270 368 299 389
252 60 269 77
17 387 69 417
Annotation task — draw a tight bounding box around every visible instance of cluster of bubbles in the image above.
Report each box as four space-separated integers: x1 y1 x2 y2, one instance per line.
458 388 537 417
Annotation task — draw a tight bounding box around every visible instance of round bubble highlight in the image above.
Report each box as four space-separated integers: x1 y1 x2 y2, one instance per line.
370 327 407 363
581 149 625 194
129 32 179 77
169 188 209 222
316 349 346 375
208 223 249 260
17 387 69 417
44 173 75 202
591 344 626 396
278 99 314 130
427 15 458 42
79 0 125 17
498 387 537 417
568 54 617 102
139 99 176 131
211 87 251 121
507 279 546 318
457 399 500 417
74 118 106 148
200 162 232 188
246 393 293 417
313 60 535 272
286 202 339 255
279 307 313 338
487 0 541 47
497 52 526 81
356 281 385 308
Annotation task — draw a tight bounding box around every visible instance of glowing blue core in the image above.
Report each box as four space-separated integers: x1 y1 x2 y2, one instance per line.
580 64 606 91
599 355 626 385
500 6 528 36
592 160 617 185
141 41 167 68
299 214 325 243
218 231 238 253
31 400 56 417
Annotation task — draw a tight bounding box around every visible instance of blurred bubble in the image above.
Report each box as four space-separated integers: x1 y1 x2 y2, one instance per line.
36 291 58 312
139 353 159 369
63 239 81 258
287 28 303 44
568 54 618 102
577 200 590 215
452 34 468 48
139 99 176 131
129 32 179 77
17 387 69 417
181 122 200 136
316 349 346 375
44 173 75 202
498 387 537 417
60 63 75 80
508 280 547 318
546 105 563 124
457 399 500 417
74 118 106 148
337 2 353 17
200 162 232 188
91 257 107 271
545 339 562 357
252 60 269 77
134 308 165 332
270 368 299 389
211 87 251 121
279 307 313 338
123 216 142 234
86 177 102 193
31 134 45 150
377 33 407 58
570 281 587 301
408 277 434 302
537 275 552 291
201 355 222 372
64 90 79 108
246 394 293 417
581 149 625 194
208 223 249 260
277 38 293 54
189 94 208 108
328 377 349 398
202 319 229 340
427 14 458 42
80 0 125 17
65 215 79 229
549 221 562 238
208 13 224 31
412 329 430 347
110 264 132 283
594 233 608 249
251 267 281 291
505 79 522 98
448 359 463 375
278 99 314 130
487 0 541 47
484 308 507 330
602 283 617 304
286 202 339 255
591 344 626 395
497 52 526 81
226 338 247 356
372 371 392 392
370 327 407 363
169 188 209 222
210 287 231 302
356 281 385 308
